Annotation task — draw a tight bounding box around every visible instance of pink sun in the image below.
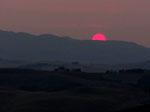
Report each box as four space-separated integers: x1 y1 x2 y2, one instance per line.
92 34 107 41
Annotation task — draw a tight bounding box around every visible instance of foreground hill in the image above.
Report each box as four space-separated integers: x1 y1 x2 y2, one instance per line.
0 68 150 112
0 30 150 64
117 104 150 112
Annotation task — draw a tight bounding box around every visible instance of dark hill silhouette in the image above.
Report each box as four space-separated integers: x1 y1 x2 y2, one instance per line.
0 30 150 64
117 104 150 112
0 68 149 112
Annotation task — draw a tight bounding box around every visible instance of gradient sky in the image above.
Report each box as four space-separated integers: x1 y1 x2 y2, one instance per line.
0 0 150 46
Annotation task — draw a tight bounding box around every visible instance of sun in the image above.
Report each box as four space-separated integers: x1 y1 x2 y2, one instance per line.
92 34 107 41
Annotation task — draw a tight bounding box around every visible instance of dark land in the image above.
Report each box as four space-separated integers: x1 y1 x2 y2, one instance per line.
1 30 150 111
0 68 150 112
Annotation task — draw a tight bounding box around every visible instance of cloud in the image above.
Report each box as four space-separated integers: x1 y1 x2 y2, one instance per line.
87 24 104 28
53 24 78 28
54 24 104 29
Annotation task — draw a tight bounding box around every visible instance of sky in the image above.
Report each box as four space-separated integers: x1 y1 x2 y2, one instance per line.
0 0 150 46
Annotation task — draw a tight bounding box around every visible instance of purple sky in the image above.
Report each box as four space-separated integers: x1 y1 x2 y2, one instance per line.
0 0 150 46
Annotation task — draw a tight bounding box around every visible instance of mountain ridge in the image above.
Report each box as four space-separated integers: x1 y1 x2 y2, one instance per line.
0 30 147 47
0 30 150 64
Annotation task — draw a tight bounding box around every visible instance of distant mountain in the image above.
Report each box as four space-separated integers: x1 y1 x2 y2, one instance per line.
19 61 109 73
19 60 150 73
0 58 27 68
113 61 150 70
0 30 150 64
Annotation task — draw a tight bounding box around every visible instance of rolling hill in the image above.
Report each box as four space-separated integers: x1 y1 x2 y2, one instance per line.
0 30 150 64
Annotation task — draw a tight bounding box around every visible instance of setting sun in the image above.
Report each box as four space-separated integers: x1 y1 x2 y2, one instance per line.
92 34 107 41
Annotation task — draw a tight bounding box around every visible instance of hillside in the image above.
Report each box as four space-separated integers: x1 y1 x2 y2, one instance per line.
0 30 150 64
0 68 149 112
